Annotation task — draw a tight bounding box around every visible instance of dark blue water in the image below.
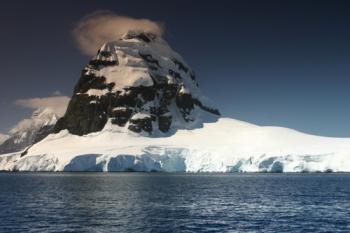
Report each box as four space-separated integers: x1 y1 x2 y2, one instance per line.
0 173 349 232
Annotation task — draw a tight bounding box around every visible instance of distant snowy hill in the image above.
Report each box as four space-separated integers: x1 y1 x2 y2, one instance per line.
0 108 62 154
1 31 349 172
0 134 9 144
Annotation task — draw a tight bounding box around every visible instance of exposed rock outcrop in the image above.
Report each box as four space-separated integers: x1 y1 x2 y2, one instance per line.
54 31 220 136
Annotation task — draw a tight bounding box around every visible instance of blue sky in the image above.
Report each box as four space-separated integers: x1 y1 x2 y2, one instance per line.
1 0 350 137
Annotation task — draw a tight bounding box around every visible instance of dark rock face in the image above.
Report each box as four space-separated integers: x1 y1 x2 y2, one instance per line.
158 115 172 132
54 32 220 136
123 31 156 43
128 116 153 133
173 58 189 73
54 94 108 136
54 79 181 135
139 53 160 68
74 74 114 94
111 108 133 126
176 91 195 121
55 70 219 136
89 46 118 70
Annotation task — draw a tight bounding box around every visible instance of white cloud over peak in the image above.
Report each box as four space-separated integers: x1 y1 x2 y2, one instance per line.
73 11 164 56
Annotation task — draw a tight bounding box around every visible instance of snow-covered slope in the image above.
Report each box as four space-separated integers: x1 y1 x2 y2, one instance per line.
0 108 61 154
0 134 9 144
1 118 350 172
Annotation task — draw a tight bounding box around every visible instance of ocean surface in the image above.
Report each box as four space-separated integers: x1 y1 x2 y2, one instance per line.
0 173 349 232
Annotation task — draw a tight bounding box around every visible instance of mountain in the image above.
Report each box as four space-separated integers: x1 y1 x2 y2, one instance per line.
0 108 60 154
1 31 349 172
54 30 220 137
0 134 9 144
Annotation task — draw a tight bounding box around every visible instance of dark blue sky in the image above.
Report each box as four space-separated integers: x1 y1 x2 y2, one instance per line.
1 0 350 137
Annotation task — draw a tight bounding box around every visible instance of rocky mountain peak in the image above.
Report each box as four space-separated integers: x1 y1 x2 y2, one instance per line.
54 31 220 136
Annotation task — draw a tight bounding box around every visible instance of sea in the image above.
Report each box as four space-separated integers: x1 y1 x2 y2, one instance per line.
0 172 349 232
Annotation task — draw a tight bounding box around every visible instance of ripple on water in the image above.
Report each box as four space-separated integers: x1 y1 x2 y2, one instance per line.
0 173 349 232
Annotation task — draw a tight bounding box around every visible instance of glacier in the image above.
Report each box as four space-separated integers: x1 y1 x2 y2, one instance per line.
1 117 350 172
